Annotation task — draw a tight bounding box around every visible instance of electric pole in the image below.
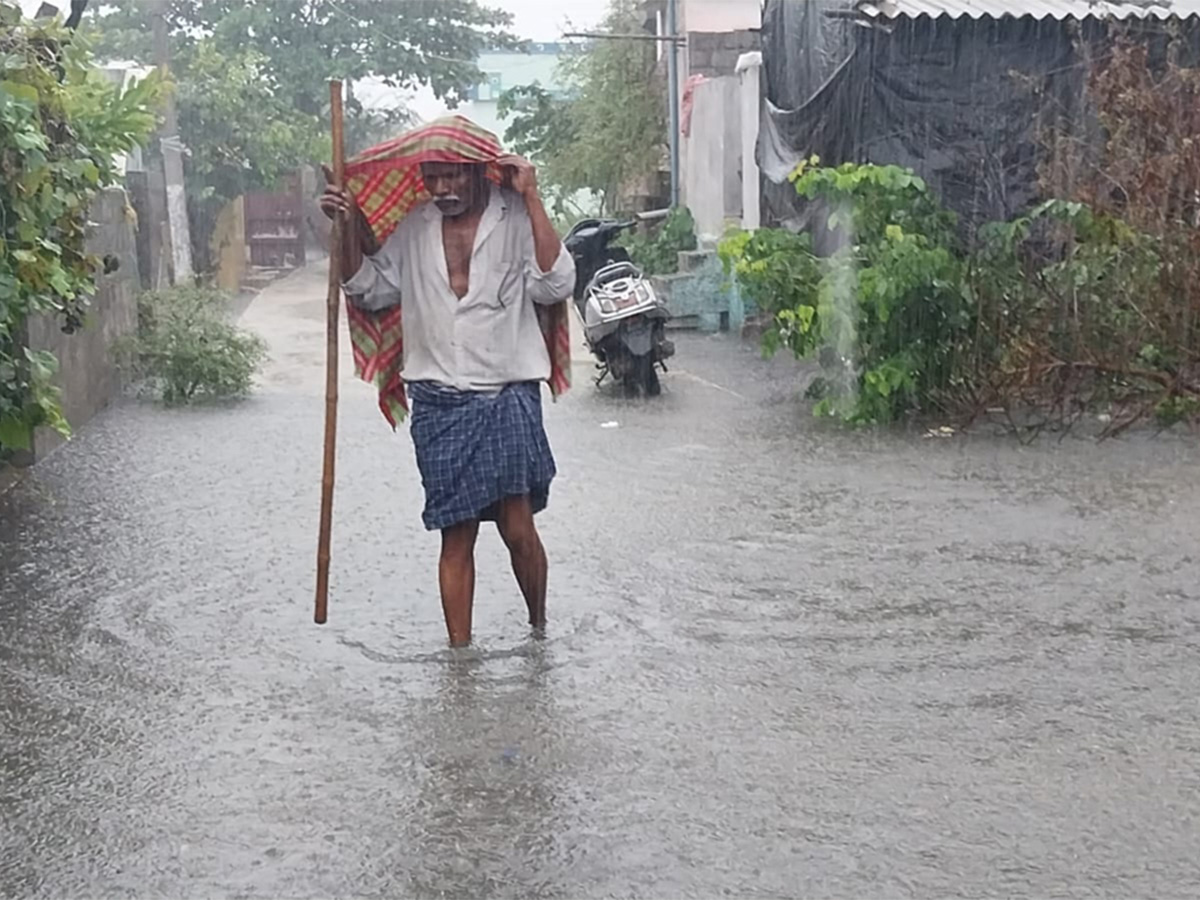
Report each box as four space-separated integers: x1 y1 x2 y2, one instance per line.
666 0 680 208
564 6 684 208
150 0 193 283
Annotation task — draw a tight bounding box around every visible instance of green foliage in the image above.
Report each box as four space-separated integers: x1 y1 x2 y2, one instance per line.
966 198 1200 435
497 83 596 222
119 286 266 405
86 0 514 116
619 207 697 275
722 158 1200 432
973 199 1164 367
175 41 328 203
718 226 820 324
723 160 969 424
0 8 161 452
794 163 965 423
1005 35 1200 435
787 156 958 247
498 83 576 163
85 0 515 274
1154 395 1200 428
497 0 665 214
0 348 67 452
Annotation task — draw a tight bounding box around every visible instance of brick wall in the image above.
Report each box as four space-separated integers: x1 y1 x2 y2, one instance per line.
687 29 761 78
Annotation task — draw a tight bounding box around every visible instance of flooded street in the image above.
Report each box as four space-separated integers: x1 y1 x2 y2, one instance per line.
3 266 1200 898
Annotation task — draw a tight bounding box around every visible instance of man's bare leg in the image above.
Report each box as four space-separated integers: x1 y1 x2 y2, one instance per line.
497 495 547 629
440 520 480 646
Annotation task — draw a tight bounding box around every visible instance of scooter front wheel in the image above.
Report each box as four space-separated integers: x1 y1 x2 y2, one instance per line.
642 356 661 397
621 358 640 398
625 352 659 398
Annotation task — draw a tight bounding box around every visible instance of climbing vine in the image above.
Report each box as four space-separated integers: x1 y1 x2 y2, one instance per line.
0 4 160 452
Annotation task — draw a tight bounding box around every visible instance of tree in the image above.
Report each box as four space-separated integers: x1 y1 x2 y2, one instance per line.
82 0 515 274
175 41 326 203
497 84 577 163
171 39 329 271
498 0 665 214
496 83 588 221
85 0 514 117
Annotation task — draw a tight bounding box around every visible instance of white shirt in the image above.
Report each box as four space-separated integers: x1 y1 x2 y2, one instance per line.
343 186 576 391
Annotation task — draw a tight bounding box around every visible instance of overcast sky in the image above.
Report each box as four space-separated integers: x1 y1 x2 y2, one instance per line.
19 0 603 42
496 0 602 41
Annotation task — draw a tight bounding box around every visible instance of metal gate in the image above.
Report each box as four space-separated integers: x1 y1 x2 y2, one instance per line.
245 177 306 268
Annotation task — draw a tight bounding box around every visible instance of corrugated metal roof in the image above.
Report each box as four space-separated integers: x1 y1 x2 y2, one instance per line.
856 0 1200 20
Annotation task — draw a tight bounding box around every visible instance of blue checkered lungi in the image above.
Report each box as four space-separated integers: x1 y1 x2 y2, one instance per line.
408 381 557 531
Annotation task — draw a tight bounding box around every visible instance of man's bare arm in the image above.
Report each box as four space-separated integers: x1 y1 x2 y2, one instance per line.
499 155 562 274
318 166 380 280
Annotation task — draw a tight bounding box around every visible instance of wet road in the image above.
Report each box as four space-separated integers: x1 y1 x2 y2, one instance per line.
3 266 1200 898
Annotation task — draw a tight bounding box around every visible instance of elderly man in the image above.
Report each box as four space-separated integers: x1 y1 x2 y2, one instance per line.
320 130 575 648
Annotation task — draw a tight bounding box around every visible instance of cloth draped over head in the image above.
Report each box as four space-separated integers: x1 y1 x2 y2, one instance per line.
340 115 571 428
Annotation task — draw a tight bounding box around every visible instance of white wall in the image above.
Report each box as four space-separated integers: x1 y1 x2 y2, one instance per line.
738 52 762 230
682 76 742 240
681 0 761 33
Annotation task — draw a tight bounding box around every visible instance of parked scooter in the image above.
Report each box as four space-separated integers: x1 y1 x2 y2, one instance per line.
563 218 674 396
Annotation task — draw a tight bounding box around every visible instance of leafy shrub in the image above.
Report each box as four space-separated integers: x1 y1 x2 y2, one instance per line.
722 156 1200 434
0 6 161 451
966 200 1170 424
722 160 970 424
620 206 698 275
0 348 66 452
717 227 819 320
1026 35 1200 435
119 286 266 405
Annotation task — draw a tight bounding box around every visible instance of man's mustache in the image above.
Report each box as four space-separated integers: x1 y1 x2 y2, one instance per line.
434 194 462 205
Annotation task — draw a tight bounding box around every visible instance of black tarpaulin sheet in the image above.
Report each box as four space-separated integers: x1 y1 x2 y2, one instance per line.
760 1 1086 234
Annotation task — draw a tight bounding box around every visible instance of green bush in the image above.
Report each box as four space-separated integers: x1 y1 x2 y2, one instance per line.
721 158 1200 432
717 226 820 320
620 206 698 275
722 160 969 424
120 286 266 405
0 5 162 451
968 200 1168 408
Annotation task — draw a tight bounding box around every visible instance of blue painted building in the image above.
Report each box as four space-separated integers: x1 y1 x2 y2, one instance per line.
458 43 573 141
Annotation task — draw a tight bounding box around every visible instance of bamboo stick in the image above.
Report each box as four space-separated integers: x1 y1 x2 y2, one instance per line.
315 80 345 625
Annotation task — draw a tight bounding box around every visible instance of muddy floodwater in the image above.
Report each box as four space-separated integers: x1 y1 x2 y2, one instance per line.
3 268 1200 898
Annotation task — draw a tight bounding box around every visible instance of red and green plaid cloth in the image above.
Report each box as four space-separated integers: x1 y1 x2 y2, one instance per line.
342 115 571 427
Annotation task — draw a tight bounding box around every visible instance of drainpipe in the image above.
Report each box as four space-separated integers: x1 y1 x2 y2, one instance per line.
667 0 681 208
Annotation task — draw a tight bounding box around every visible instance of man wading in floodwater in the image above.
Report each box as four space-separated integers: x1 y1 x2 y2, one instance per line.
319 118 575 647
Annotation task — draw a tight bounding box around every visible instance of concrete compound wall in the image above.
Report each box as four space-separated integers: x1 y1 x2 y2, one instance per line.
739 52 763 231
24 187 140 461
126 169 168 292
211 195 247 293
683 74 742 240
686 29 761 79
680 0 760 34
653 250 738 333
668 38 764 335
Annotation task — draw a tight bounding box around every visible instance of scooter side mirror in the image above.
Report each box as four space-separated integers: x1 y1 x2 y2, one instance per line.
566 218 603 239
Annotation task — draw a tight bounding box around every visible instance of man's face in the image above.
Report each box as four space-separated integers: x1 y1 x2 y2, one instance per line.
422 162 482 218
